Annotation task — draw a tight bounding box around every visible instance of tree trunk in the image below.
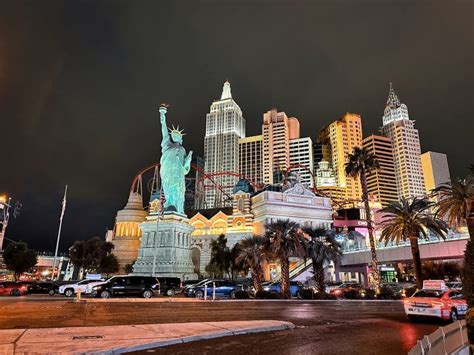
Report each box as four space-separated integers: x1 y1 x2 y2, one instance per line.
410 236 423 289
360 170 380 290
251 268 263 292
280 259 290 298
313 262 325 293
467 215 474 244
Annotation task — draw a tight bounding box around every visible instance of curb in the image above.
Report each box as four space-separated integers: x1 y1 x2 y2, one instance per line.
78 298 402 304
87 322 295 354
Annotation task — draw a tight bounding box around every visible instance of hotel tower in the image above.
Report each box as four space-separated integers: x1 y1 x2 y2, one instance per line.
204 81 245 208
381 84 425 199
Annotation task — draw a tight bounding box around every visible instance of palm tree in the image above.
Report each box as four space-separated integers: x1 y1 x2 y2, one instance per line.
302 227 342 293
345 146 380 289
206 234 230 278
264 219 305 298
236 236 267 292
434 177 474 242
380 197 448 289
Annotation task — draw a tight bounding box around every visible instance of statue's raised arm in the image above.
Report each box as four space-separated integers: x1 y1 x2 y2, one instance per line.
159 104 170 150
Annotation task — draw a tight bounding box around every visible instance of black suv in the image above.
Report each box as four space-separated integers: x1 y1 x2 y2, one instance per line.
93 276 160 299
158 277 182 296
27 282 59 295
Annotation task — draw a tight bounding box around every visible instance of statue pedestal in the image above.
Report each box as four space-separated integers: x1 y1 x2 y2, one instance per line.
132 212 197 280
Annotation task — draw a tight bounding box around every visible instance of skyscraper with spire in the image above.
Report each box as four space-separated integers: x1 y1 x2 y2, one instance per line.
204 81 245 208
381 83 425 199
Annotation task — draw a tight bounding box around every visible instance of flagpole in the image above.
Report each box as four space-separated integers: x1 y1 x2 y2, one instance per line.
52 185 67 281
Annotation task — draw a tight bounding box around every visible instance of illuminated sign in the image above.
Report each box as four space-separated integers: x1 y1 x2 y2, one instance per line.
333 219 368 228
423 280 447 290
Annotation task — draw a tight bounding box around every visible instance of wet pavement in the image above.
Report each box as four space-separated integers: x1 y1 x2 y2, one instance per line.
0 296 441 354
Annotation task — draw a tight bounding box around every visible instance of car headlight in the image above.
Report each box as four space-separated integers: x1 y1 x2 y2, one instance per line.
263 287 270 291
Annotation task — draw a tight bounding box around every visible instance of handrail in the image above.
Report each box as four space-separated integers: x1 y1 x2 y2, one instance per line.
408 320 468 355
342 233 469 254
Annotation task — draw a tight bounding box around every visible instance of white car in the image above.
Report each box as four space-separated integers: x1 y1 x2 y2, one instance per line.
59 279 105 297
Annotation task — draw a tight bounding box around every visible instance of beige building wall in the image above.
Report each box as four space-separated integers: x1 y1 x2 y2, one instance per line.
363 135 399 207
111 192 148 272
421 151 450 193
288 117 300 140
262 109 300 184
238 135 263 186
317 113 363 202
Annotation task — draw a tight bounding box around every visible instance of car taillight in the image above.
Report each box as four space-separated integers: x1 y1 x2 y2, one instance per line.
431 301 444 307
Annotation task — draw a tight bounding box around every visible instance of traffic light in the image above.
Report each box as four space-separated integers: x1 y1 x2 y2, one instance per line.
13 201 22 218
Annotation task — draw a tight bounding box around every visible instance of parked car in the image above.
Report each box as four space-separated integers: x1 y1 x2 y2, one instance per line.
324 281 343 293
185 280 237 298
27 282 59 295
330 282 363 298
182 280 202 288
237 281 256 297
59 279 105 297
158 277 182 296
92 276 160 299
263 281 304 298
381 283 404 294
403 280 467 322
445 282 462 291
0 281 28 296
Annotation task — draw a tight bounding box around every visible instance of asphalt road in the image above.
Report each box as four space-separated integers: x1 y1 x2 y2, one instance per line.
0 296 441 354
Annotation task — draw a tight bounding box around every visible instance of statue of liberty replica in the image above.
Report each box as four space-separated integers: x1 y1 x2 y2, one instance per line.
159 104 192 215
133 104 197 280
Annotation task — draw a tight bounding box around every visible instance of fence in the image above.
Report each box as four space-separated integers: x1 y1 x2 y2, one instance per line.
409 320 469 355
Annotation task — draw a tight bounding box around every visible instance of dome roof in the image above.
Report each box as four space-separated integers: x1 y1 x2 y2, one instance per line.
123 191 144 210
233 179 254 194
116 191 148 222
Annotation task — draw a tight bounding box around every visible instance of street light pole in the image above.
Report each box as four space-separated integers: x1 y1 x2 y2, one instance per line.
52 185 68 280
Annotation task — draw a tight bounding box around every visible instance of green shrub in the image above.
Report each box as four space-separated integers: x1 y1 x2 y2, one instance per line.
343 289 361 299
361 288 376 300
254 290 284 299
391 293 403 300
463 241 474 345
377 286 394 300
404 286 418 298
466 308 473 343
462 241 473 308
314 292 337 300
235 291 250 299
255 290 271 299
299 289 314 299
268 292 283 299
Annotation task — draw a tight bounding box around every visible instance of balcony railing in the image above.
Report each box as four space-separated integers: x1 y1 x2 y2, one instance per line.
340 232 469 254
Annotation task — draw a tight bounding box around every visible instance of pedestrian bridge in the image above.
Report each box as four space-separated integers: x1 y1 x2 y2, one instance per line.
340 232 469 266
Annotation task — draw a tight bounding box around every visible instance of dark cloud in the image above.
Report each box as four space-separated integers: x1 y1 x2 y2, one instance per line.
1 0 472 251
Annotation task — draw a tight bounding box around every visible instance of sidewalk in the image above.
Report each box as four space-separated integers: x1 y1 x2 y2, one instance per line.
1 320 294 354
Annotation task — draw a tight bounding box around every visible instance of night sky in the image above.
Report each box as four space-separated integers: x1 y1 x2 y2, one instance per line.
1 1 473 252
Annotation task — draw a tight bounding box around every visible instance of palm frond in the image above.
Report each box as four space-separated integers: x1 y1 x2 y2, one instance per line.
345 146 380 178
380 197 447 245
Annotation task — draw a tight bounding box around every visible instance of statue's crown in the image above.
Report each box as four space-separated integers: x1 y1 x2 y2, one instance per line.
168 124 185 136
